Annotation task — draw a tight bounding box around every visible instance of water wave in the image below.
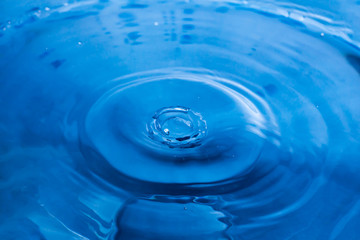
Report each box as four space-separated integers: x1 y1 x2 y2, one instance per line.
0 0 360 239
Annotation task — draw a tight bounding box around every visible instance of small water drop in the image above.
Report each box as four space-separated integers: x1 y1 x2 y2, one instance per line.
154 21 159 26
148 106 207 148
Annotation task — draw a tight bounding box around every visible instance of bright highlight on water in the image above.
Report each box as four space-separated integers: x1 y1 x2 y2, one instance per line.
0 0 360 239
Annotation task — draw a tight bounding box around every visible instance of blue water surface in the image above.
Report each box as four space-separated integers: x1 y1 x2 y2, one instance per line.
1 0 360 239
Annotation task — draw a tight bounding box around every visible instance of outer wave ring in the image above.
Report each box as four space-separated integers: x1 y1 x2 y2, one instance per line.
76 68 279 195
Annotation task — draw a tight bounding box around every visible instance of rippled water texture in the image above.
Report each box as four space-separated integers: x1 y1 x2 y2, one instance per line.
1 0 360 239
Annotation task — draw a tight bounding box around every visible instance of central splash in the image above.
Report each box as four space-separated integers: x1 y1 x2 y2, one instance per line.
147 106 207 148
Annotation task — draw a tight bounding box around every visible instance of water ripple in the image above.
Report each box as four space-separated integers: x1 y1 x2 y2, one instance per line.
0 0 360 239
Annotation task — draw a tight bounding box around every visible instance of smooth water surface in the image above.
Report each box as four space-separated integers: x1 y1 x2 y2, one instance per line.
0 0 360 239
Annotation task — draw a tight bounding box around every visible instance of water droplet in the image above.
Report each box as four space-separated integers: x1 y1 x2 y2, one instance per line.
148 106 207 148
154 21 159 26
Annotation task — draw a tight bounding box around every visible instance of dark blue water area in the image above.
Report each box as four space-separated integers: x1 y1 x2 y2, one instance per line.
1 0 360 239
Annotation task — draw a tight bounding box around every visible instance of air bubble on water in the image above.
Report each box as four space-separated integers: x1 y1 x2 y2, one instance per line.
154 21 159 26
164 128 170 135
45 7 50 11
